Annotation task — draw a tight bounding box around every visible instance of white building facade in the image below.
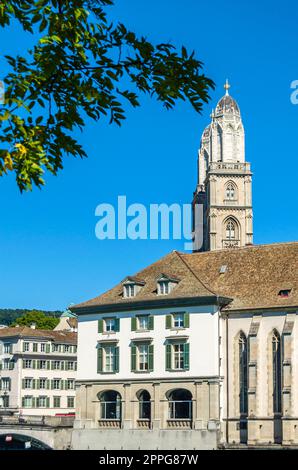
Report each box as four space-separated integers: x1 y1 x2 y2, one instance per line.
0 326 77 417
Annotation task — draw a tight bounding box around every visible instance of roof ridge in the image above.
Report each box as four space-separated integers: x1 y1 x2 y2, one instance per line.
174 250 218 297
182 241 298 257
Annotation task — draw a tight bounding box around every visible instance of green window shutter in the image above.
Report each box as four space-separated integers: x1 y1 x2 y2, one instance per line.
166 315 172 329
183 343 190 370
61 361 64 371
148 345 154 371
65 361 69 371
114 346 119 373
51 380 54 390
36 360 40 369
165 344 172 370
74 361 77 371
32 379 36 390
98 319 103 333
22 379 25 389
97 347 103 373
22 342 25 352
131 345 137 372
60 380 64 390
51 361 54 370
64 380 68 390
46 344 50 353
131 317 137 331
47 361 50 370
115 318 120 332
22 359 25 369
46 380 50 390
184 312 190 328
9 344 13 354
148 315 154 330
32 360 36 369
35 398 39 408
37 379 40 389
46 397 50 408
22 397 25 407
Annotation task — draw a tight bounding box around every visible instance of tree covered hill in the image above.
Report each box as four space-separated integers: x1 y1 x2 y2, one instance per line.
0 309 62 327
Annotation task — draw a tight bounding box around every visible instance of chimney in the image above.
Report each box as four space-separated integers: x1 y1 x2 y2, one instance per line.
30 323 36 329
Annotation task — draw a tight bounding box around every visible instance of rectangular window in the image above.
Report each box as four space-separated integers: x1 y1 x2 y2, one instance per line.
53 361 60 370
23 396 33 408
23 360 32 369
33 343 38 352
53 396 61 408
64 345 70 353
67 396 75 408
24 378 33 389
138 344 149 371
173 344 185 369
52 344 59 352
38 396 47 408
40 343 46 353
23 342 30 352
138 316 149 330
124 284 135 298
159 281 169 295
40 360 47 370
105 318 116 332
2 378 10 391
3 359 10 370
4 343 12 354
173 313 184 328
104 347 115 373
66 379 75 390
67 361 74 370
39 378 47 389
53 379 61 390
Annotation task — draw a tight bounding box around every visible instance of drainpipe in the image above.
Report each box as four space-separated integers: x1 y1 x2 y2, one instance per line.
226 313 229 445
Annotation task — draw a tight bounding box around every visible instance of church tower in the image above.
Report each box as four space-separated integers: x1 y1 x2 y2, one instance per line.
193 81 253 251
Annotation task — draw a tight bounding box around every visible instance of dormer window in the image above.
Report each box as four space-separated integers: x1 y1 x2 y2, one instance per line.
157 274 180 296
122 277 145 299
159 281 169 295
124 284 135 298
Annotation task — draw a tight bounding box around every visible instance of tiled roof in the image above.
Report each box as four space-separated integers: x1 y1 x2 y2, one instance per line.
0 326 77 344
72 242 298 313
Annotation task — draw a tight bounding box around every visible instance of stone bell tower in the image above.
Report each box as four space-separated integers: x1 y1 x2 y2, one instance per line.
193 80 253 252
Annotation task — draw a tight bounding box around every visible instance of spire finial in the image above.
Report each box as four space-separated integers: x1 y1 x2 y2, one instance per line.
224 78 231 95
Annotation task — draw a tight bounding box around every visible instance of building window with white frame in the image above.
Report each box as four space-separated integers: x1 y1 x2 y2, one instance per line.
39 378 47 389
124 284 135 298
53 396 61 408
4 343 12 354
38 396 47 408
138 344 149 371
173 344 184 369
173 313 184 328
166 342 190 371
23 342 30 352
40 360 47 370
53 361 60 370
23 359 32 369
158 281 169 295
24 378 33 389
23 396 33 408
3 359 11 370
104 347 115 373
67 396 75 408
33 343 38 352
40 343 46 353
66 379 75 390
225 219 236 240
53 379 61 390
2 378 10 391
105 318 116 332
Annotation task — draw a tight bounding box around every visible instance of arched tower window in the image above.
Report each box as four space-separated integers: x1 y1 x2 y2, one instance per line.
272 330 282 414
226 182 237 201
226 219 236 240
239 332 248 415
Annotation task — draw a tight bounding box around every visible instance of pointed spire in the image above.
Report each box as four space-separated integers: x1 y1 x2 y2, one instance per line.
210 109 215 121
224 78 231 96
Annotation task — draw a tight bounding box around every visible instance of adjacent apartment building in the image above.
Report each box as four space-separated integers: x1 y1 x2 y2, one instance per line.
71 242 298 449
0 324 77 416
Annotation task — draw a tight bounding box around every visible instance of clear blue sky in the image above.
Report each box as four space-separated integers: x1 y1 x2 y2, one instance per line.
0 0 297 310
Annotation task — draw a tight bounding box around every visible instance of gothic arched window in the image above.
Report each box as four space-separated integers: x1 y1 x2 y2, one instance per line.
272 330 282 414
226 219 236 240
226 182 236 200
239 332 248 415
